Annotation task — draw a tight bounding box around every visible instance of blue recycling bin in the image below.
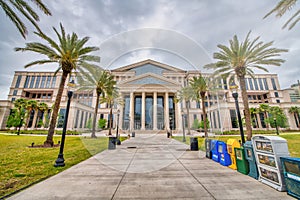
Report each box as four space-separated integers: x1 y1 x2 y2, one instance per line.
281 157 300 199
211 140 220 163
244 141 259 179
218 141 231 166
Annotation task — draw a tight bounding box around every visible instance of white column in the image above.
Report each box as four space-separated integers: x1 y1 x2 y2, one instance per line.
141 92 146 130
130 92 134 131
118 94 123 130
176 101 182 132
164 92 169 130
153 92 157 130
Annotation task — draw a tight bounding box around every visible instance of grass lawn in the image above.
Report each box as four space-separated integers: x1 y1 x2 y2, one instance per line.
0 134 109 198
173 133 300 157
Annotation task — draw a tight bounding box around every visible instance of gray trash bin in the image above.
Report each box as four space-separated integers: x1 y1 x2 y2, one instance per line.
132 132 135 137
190 137 199 151
108 137 116 149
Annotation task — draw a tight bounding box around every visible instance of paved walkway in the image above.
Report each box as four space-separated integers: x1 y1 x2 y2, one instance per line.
9 134 294 200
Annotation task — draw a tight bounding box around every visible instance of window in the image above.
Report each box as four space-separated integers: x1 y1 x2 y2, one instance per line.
276 99 280 103
258 78 264 90
274 92 279 97
51 76 56 88
40 76 46 88
35 76 41 88
245 78 249 90
57 109 66 128
15 75 22 88
194 114 197 120
45 76 51 88
271 78 277 90
24 76 30 88
196 101 200 109
11 97 15 102
29 76 35 88
13 90 18 96
253 78 259 90
263 78 269 90
230 110 238 128
248 78 254 90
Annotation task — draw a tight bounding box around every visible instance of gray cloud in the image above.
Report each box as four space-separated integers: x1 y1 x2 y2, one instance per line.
0 0 299 99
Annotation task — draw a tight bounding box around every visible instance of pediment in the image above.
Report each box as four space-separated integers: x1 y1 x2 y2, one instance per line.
118 73 181 86
112 59 184 75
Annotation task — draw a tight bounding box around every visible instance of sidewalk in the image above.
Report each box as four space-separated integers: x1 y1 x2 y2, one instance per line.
9 134 294 200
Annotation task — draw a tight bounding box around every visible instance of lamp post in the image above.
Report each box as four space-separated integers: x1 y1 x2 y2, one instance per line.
230 82 245 144
181 110 186 142
54 80 75 167
116 109 120 144
274 117 279 135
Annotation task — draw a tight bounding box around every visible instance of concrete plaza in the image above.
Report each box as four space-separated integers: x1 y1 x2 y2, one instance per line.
8 134 294 200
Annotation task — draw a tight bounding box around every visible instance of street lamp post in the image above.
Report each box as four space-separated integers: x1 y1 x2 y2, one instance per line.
181 111 186 142
54 80 75 167
116 109 121 145
274 118 279 135
230 82 246 144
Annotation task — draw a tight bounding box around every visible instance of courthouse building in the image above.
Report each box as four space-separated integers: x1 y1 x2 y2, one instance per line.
0 59 299 133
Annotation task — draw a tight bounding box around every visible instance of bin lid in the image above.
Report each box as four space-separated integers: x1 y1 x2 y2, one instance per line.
243 141 253 147
281 157 300 162
252 135 287 142
227 138 241 146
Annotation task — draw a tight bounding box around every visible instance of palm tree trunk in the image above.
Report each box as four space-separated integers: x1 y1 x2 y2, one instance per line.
186 100 191 135
201 93 208 138
45 70 68 146
108 102 113 135
238 76 252 141
91 93 100 138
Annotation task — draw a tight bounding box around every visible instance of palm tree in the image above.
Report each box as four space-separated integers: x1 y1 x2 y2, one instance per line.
190 75 209 138
249 107 259 128
289 106 300 128
36 102 48 128
264 0 299 30
15 23 100 146
25 99 38 128
205 31 287 141
176 86 195 135
77 67 115 138
0 0 51 38
13 98 27 133
100 86 120 135
258 104 270 129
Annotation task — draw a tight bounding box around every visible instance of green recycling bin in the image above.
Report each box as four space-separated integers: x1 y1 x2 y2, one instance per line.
235 146 249 175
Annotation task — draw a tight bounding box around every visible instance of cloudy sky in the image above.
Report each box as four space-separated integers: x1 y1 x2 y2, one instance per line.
0 0 299 99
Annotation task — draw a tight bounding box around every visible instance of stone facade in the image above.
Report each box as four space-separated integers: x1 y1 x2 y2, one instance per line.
0 59 299 132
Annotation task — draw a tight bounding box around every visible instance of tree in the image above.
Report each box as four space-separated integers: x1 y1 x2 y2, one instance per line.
11 98 27 133
77 67 115 138
0 0 51 38
249 107 259 128
289 106 300 128
100 85 121 135
267 106 288 128
258 104 270 129
25 99 38 128
190 75 209 138
15 23 100 146
175 86 195 135
264 0 299 30
36 102 48 128
205 31 287 141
